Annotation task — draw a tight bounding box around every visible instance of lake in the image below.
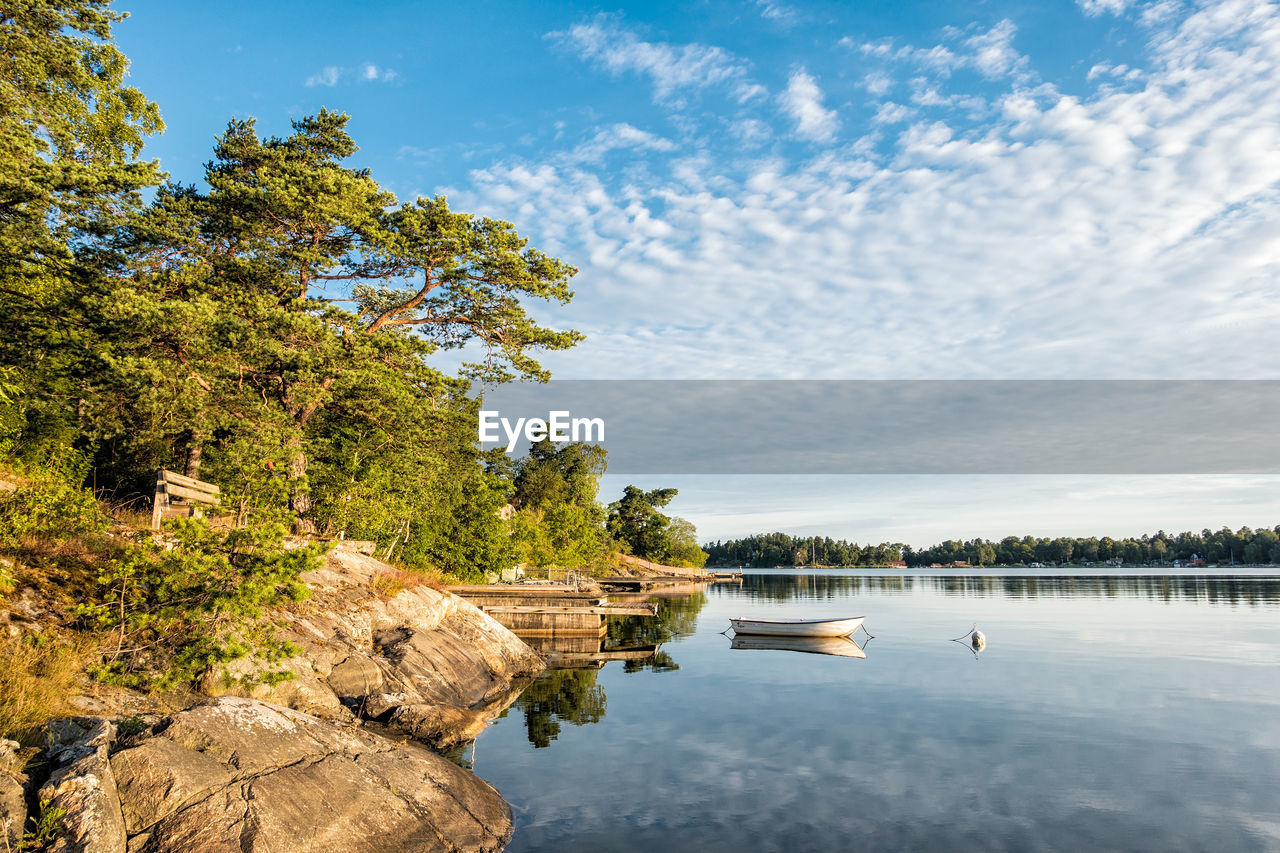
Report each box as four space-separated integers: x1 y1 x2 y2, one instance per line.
472 571 1280 852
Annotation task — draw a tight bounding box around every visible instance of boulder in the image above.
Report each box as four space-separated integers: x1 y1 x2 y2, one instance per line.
106 697 513 852
206 550 543 747
37 720 128 853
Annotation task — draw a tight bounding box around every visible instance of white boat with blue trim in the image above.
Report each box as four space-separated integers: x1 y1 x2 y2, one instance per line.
728 615 866 638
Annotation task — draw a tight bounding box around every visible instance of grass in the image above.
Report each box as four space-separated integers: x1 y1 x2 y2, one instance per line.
0 631 98 742
370 567 447 598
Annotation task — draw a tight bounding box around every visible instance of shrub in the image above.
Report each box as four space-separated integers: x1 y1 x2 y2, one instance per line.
74 518 325 690
0 474 107 551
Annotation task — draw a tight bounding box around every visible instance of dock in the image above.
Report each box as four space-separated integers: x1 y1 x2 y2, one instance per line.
597 576 714 593
519 637 662 669
449 584 658 637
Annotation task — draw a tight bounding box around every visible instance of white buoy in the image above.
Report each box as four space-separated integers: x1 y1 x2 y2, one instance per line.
951 624 987 656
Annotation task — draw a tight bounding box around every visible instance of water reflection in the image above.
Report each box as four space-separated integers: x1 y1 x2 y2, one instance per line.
481 573 1280 852
729 633 868 658
502 669 607 749
503 589 711 748
738 572 1280 605
606 590 708 647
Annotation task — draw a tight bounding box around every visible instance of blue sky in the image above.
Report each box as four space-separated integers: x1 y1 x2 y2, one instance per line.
112 0 1280 545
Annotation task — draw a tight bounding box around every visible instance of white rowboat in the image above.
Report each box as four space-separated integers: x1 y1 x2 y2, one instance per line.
728 616 865 638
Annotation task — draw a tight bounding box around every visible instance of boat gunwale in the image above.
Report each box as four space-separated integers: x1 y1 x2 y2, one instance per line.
729 616 866 625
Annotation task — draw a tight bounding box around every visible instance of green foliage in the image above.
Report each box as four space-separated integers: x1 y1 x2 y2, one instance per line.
1 6 589 596
0 0 163 265
74 519 321 690
0 469 108 549
606 485 678 561
20 799 68 850
705 525 1280 567
397 470 517 581
663 517 709 568
84 112 582 532
508 440 608 570
114 714 148 738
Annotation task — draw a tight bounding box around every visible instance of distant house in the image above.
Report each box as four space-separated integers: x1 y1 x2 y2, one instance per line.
953 560 969 567
887 560 907 568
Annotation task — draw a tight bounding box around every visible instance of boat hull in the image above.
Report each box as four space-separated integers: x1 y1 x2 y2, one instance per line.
729 616 865 638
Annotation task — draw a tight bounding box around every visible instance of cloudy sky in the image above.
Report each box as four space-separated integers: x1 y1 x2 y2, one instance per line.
115 0 1280 545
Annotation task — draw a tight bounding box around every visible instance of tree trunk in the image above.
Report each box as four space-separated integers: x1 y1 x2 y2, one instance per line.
185 432 204 480
287 438 317 534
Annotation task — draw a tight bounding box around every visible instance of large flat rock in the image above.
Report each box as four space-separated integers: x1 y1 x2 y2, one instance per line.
98 697 513 853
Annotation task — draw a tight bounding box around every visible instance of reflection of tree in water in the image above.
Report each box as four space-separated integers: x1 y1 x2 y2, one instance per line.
607 590 708 648
623 650 679 673
506 668 607 748
502 591 709 748
727 573 1280 606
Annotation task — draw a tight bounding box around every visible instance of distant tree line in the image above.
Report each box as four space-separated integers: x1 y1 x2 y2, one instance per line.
704 526 1280 567
703 533 903 567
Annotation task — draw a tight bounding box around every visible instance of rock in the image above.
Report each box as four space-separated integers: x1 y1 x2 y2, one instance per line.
208 549 543 747
386 704 494 750
109 697 512 852
2 738 25 851
1 773 23 851
38 720 128 853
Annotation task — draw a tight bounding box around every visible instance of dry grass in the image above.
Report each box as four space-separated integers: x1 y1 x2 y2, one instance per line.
370 567 448 598
1 532 125 612
0 630 99 742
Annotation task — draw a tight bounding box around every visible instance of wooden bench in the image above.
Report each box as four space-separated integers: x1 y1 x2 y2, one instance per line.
151 469 221 530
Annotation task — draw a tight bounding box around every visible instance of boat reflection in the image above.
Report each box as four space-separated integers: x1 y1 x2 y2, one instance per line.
729 634 868 658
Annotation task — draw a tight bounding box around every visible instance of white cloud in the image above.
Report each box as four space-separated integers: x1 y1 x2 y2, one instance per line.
779 69 840 142
863 72 894 96
548 17 766 106
965 19 1028 79
305 64 399 87
851 19 1031 83
1079 0 1132 16
305 66 342 87
756 0 797 24
570 123 677 163
872 102 912 124
443 0 1280 383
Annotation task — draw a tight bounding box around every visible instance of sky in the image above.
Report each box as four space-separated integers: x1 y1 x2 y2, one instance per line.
111 0 1280 546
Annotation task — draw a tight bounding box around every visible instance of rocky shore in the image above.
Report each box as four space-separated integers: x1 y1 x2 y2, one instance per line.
1 546 546 852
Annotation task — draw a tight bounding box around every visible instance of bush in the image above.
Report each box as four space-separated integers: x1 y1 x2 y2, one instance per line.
74 518 324 690
0 474 107 551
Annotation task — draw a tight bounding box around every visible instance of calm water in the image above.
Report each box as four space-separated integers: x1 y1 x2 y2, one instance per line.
474 572 1280 852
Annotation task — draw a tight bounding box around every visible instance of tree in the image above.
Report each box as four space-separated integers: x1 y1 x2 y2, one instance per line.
507 439 608 569
665 517 708 567
607 485 677 560
87 112 581 531
0 1 162 267
0 0 163 467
